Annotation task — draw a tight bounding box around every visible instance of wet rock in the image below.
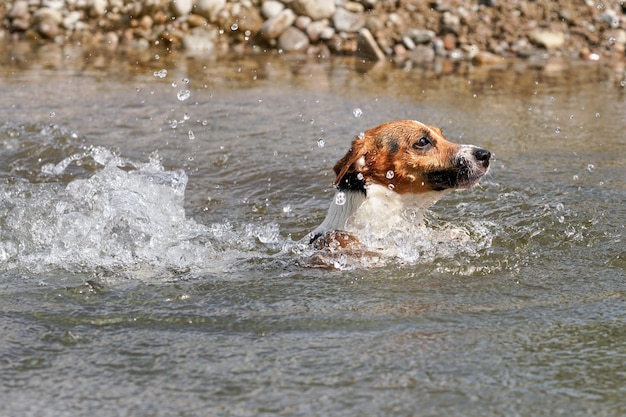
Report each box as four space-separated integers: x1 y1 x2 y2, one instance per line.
182 27 216 53
442 11 460 34
33 8 63 39
407 44 435 63
404 29 436 44
356 28 386 61
295 15 312 31
278 27 310 51
261 0 284 19
529 29 565 50
62 11 83 30
261 8 296 40
195 0 227 22
170 0 194 17
305 19 330 42
599 10 620 29
91 0 107 17
333 8 365 33
8 0 31 31
187 14 208 28
292 0 336 21
473 50 504 65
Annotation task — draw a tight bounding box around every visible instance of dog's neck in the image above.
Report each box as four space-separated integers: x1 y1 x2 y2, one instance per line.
312 183 448 238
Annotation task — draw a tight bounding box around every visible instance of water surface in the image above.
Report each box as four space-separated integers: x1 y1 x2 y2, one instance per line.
1 45 625 416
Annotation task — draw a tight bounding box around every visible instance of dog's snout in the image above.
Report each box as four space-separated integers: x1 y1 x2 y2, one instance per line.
473 148 491 164
473 148 491 161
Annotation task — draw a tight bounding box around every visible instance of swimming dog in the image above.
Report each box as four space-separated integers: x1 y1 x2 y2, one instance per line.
309 120 491 252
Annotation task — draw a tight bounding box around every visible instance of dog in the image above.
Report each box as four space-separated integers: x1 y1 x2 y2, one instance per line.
308 120 491 256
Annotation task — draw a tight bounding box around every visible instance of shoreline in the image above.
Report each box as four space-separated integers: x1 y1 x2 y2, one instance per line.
2 0 626 67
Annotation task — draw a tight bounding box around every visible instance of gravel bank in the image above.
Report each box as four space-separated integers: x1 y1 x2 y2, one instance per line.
2 0 626 65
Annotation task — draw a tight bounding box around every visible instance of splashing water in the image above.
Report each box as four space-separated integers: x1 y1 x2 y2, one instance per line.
1 147 283 277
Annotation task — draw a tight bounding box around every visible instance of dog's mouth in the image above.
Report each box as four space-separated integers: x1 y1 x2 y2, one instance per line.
426 152 490 191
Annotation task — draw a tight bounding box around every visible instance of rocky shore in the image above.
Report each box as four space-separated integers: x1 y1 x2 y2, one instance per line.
2 0 626 65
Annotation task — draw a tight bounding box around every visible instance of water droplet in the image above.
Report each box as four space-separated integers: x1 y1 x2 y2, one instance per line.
49 111 56 118
357 132 365 140
169 119 178 129
550 96 555 102
595 112 600 118
573 174 579 181
620 80 626 88
609 36 616 45
282 205 291 213
153 69 168 78
231 23 239 31
182 78 190 84
177 90 191 101
386 170 395 179
556 203 564 211
388 184 395 190
555 126 561 134
352 108 363 118
528 106 533 111
171 81 177 88
317 138 325 148
335 192 346 206
183 113 190 121
472 93 477 98
187 130 195 140
356 173 364 180
587 163 595 172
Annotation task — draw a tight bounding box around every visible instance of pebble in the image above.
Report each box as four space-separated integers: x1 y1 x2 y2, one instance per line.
291 0 336 21
278 27 310 51
528 29 565 50
170 0 194 17
195 0 226 21
332 7 365 33
261 1 284 20
0 0 624 66
356 28 386 61
261 8 296 40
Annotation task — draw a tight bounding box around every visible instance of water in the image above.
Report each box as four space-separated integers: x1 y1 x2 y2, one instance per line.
1 44 625 416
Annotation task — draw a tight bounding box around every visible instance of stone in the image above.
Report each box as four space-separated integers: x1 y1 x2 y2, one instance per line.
187 14 208 28
295 15 312 31
333 7 365 33
261 8 296 40
442 11 460 34
195 0 227 22
62 11 83 30
407 44 435 63
291 0 336 21
306 19 329 42
319 26 335 40
528 29 565 50
91 0 107 16
278 27 310 51
404 28 436 44
261 0 284 19
182 27 216 53
473 50 503 65
170 0 194 17
356 28 386 61
8 1 29 19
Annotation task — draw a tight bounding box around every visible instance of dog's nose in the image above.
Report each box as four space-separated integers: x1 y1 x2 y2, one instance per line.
473 148 491 162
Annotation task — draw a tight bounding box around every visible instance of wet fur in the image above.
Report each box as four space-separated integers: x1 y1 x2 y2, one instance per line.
308 120 491 262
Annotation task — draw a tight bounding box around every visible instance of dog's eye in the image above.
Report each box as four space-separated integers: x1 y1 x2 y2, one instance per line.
413 137 432 149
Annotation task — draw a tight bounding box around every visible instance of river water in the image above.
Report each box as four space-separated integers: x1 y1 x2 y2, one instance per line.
1 44 625 416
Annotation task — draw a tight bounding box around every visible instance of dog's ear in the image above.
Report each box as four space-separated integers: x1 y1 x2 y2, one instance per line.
333 136 370 186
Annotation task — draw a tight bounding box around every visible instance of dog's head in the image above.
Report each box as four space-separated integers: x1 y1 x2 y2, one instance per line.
333 120 491 194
